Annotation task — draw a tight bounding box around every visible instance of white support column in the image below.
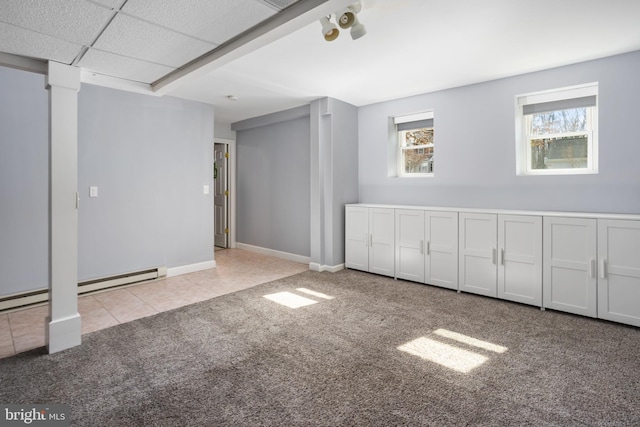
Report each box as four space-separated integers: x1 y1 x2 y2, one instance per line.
309 99 325 271
45 61 81 354
309 97 334 272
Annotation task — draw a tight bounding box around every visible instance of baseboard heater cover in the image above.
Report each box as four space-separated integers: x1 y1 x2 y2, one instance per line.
0 266 167 312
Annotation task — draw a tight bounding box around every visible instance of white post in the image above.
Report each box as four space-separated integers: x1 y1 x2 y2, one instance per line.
45 61 81 354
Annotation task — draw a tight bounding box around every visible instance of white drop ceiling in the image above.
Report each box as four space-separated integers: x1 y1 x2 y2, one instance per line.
1 0 640 124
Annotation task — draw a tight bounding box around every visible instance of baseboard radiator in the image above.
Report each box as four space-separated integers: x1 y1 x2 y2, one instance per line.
0 266 168 312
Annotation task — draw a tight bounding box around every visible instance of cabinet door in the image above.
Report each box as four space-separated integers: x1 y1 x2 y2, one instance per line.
395 209 425 282
498 215 542 306
369 208 395 277
345 206 369 271
543 217 597 317
426 211 458 290
459 213 497 297
597 219 640 327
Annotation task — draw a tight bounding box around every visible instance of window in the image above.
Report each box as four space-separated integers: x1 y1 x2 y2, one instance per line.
395 111 434 176
516 83 598 175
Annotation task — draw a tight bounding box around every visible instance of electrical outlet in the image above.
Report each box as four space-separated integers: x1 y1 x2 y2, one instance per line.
89 186 98 197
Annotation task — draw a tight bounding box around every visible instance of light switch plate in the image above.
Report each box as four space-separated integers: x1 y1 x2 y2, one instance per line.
89 186 98 197
203 184 210 195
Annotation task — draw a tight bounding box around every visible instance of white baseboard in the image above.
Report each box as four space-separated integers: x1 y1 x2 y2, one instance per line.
167 260 216 277
46 313 82 354
236 243 310 264
309 263 345 273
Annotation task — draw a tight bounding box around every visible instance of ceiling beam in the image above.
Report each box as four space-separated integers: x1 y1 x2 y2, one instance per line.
0 52 47 75
151 0 354 96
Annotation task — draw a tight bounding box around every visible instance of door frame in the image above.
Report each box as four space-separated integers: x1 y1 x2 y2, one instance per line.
214 138 236 248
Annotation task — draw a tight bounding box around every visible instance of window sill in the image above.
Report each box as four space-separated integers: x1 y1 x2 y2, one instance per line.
518 169 598 176
397 173 434 178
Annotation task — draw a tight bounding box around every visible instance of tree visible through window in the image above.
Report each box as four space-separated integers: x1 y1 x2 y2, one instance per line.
400 127 434 174
516 83 598 175
529 107 589 170
395 111 434 176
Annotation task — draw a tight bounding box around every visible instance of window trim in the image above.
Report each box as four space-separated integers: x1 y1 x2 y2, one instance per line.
395 111 434 177
515 83 598 176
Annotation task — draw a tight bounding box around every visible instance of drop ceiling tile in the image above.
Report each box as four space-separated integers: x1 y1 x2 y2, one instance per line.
122 0 276 45
78 48 175 83
92 14 216 67
0 21 82 64
0 0 114 45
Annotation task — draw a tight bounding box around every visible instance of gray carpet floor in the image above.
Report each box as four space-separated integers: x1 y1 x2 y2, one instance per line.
1 269 639 426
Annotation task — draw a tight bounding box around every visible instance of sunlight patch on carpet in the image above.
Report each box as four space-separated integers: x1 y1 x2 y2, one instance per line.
263 292 318 308
398 337 488 373
296 288 335 300
434 329 508 353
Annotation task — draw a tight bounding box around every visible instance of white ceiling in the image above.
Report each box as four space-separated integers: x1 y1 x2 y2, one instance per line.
2 0 640 124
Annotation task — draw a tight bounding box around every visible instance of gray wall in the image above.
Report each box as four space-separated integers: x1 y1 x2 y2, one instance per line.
327 99 359 265
0 65 215 296
78 85 215 280
0 66 49 296
214 120 235 141
235 112 311 257
358 51 640 214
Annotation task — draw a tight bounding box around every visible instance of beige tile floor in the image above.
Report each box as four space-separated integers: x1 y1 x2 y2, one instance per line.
0 249 307 359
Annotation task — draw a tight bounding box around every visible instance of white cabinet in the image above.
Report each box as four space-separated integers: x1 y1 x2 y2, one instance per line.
345 206 395 277
369 208 395 277
597 219 640 327
498 215 542 306
459 213 541 306
425 211 458 290
543 217 640 325
459 213 498 297
395 209 425 282
543 217 597 317
346 204 640 327
395 209 458 289
345 206 369 271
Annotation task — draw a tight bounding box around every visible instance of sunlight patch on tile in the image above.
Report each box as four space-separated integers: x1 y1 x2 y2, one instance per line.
263 292 318 309
398 337 488 373
295 288 334 300
433 329 508 353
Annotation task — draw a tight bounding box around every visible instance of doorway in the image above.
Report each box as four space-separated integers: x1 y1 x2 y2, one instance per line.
214 142 229 248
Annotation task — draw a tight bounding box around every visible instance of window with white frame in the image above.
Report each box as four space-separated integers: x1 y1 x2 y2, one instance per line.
516 83 598 175
395 111 434 176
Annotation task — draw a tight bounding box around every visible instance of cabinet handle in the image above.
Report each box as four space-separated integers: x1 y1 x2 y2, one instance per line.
426 241 431 255
420 240 424 254
599 259 606 279
590 259 596 278
492 248 497 264
500 249 504 265
370 233 373 247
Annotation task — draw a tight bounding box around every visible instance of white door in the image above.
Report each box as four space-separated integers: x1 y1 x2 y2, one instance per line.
369 208 395 277
543 217 597 317
459 213 497 297
345 206 369 271
214 143 228 248
597 219 640 326
425 211 458 290
498 215 542 307
396 209 425 283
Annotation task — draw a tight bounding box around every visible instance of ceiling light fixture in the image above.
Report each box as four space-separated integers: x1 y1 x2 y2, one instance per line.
319 16 339 41
317 1 366 42
349 15 367 40
336 2 362 29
